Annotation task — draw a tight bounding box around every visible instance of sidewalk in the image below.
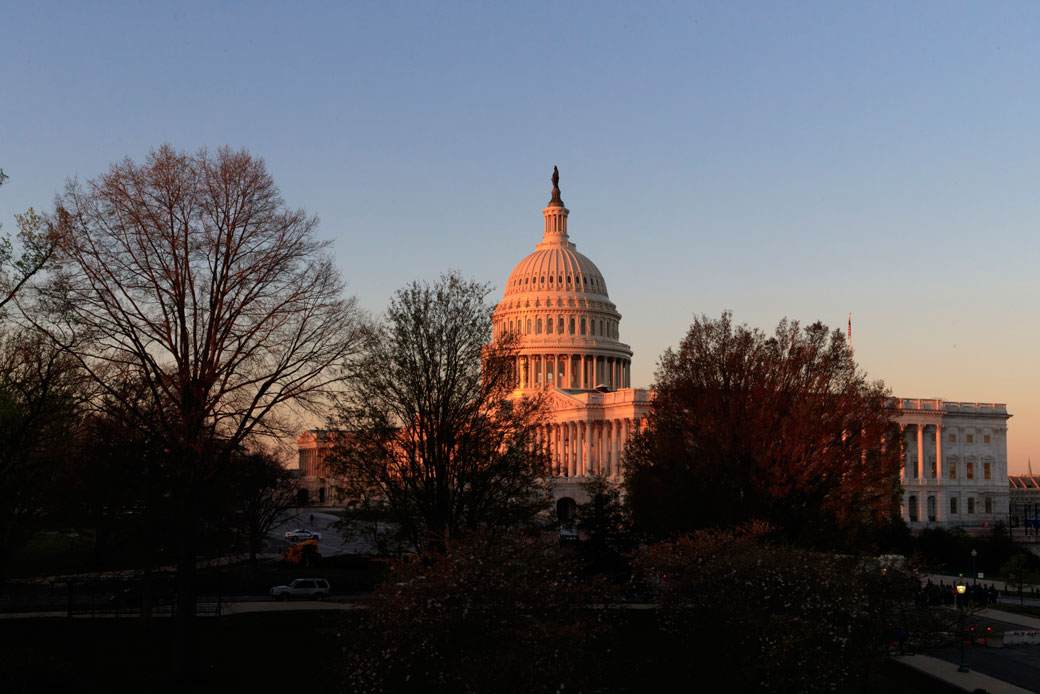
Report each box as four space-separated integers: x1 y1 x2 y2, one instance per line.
895 654 1036 694
977 607 1040 631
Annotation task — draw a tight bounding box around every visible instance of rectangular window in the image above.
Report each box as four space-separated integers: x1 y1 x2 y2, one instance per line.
985 497 993 514
948 433 956 443
966 434 974 444
949 462 956 480
968 497 975 514
966 462 974 480
984 462 991 480
930 433 936 443
930 460 937 478
984 435 991 444
950 497 958 514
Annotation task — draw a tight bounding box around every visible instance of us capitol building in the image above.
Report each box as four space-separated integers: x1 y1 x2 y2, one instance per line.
300 170 1011 530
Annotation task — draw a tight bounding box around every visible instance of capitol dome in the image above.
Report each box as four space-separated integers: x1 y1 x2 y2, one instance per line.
491 168 633 392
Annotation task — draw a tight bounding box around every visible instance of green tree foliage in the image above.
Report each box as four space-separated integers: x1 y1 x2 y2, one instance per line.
346 533 610 693
631 525 921 692
332 273 550 552
0 208 64 314
625 312 902 548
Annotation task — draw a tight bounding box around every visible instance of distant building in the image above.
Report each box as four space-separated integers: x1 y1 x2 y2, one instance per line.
296 430 342 506
1009 474 1040 529
893 399 1011 529
296 173 1015 535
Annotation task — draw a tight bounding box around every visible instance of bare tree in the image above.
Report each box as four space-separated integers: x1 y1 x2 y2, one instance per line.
331 273 550 553
35 145 366 674
229 448 298 565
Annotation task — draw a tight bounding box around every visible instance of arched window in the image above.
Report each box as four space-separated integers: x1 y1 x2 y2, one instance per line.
908 495 918 522
580 318 586 335
927 496 936 521
536 318 542 334
526 319 531 334
546 316 553 334
569 318 575 334
558 316 564 333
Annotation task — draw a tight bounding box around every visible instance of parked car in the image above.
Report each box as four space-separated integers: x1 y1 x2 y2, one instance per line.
269 578 331 601
284 529 321 541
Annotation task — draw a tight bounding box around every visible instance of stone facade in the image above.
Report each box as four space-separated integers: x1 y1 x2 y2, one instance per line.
487 172 652 503
296 171 1015 532
892 398 1011 530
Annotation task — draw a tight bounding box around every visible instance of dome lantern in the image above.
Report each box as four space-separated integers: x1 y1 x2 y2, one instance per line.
542 166 570 245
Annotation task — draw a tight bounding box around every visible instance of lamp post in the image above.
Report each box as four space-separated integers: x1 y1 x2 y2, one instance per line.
956 583 969 673
971 549 978 586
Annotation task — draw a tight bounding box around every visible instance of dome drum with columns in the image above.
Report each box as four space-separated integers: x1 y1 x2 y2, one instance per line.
488 169 652 501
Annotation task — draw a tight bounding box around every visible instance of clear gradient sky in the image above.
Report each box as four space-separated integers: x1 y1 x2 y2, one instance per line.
2 2 1038 473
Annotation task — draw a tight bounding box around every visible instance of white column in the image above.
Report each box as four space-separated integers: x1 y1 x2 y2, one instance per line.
935 423 943 483
582 422 591 476
916 424 924 481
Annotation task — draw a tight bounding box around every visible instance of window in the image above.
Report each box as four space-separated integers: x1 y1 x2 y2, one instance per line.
569 318 575 334
966 461 974 479
526 319 531 334
535 318 542 334
966 434 974 444
948 433 956 443
930 433 936 443
558 317 564 333
580 318 586 335
546 317 553 334
967 497 975 514
984 462 991 480
908 495 918 522
927 496 936 521
949 460 957 479
985 497 993 514
984 435 991 444
930 459 937 478
950 497 958 514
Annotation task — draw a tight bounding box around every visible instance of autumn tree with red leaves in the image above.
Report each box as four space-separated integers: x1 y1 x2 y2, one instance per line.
625 312 902 548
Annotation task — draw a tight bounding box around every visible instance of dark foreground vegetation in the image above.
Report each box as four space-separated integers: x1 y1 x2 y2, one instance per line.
0 608 958 694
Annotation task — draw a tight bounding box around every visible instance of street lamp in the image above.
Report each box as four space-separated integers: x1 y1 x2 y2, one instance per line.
971 549 978 586
956 583 969 673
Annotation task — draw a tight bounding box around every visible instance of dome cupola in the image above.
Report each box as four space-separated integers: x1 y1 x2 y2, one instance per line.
491 169 633 392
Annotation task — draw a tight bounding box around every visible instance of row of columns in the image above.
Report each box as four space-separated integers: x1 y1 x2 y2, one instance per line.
534 417 647 479
900 422 956 482
518 354 630 390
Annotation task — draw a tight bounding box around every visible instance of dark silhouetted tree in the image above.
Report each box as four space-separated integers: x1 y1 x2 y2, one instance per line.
625 312 901 548
331 273 549 553
34 145 366 676
0 328 85 579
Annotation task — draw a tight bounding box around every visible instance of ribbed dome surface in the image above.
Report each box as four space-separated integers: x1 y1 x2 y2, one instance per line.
503 245 609 298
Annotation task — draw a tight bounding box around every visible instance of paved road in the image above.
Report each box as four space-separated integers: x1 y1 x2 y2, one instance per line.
270 508 387 556
918 611 1040 693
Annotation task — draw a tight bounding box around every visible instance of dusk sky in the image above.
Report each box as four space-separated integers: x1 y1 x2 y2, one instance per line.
2 2 1038 473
